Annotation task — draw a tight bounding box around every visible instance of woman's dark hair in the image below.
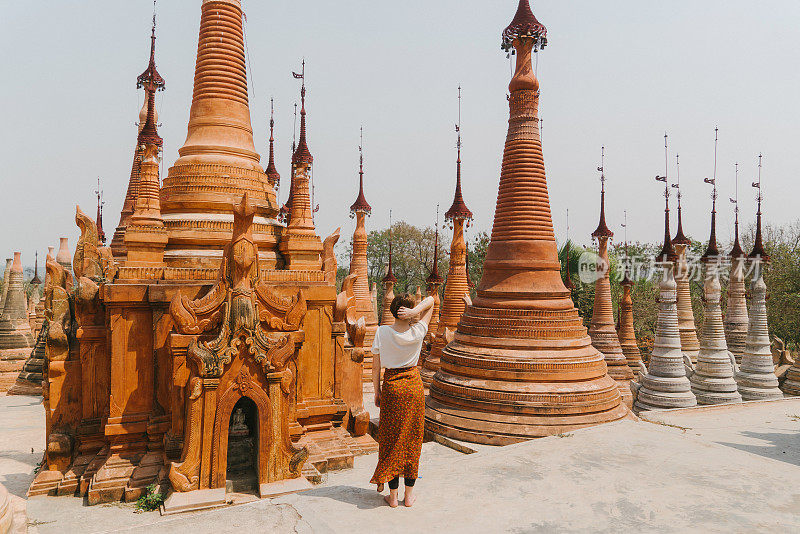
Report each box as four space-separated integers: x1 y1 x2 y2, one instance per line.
390 294 415 319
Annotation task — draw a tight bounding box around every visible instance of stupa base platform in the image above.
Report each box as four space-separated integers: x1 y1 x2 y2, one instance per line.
690 376 742 406
736 372 784 402
425 396 633 445
633 377 697 412
612 379 634 408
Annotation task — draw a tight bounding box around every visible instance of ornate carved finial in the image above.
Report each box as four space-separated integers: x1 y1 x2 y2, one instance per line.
621 210 632 284
502 0 548 52
655 133 675 263
31 251 42 286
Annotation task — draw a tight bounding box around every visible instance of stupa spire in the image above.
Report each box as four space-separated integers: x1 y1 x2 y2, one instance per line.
671 154 690 246
588 150 634 407
591 147 613 239
749 154 768 262
426 2 628 443
671 151 700 364
292 60 313 166
563 209 574 291
265 98 281 189
423 95 474 384
111 14 162 258
280 61 324 271
350 128 372 214
95 178 106 245
730 163 745 258
702 128 721 260
655 133 676 263
344 125 378 380
31 252 42 286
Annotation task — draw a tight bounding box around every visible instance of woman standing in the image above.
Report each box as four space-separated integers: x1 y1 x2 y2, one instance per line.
370 294 435 508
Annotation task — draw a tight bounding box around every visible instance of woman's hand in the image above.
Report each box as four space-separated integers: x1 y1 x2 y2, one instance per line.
396 307 417 321
374 391 381 408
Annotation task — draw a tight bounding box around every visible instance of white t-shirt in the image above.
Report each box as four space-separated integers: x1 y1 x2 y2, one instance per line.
371 322 428 369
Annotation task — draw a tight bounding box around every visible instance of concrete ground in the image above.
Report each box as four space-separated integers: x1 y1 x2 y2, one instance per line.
3 395 800 533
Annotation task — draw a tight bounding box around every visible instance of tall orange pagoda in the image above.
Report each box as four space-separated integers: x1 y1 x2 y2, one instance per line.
426 0 628 444
421 100 473 386
380 218 397 326
161 0 281 271
346 137 379 380
587 151 634 407
422 224 443 353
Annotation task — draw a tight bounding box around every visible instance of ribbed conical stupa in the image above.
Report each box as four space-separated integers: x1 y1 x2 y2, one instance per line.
422 112 473 386
617 269 644 374
421 225 444 365
690 186 741 404
161 0 280 270
633 169 697 412
347 140 378 381
588 154 634 407
736 176 782 401
0 258 11 312
725 165 749 363
426 1 628 444
0 253 35 350
671 164 701 365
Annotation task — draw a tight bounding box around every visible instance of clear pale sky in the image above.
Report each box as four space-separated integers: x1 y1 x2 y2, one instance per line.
1 1 798 268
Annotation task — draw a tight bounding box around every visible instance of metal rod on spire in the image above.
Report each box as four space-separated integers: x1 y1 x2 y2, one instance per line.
598 146 605 193
753 153 763 214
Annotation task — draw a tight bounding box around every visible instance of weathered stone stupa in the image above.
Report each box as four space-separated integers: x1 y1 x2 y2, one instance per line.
0 258 11 311
0 253 35 350
725 164 749 363
671 159 700 365
421 113 473 386
8 253 47 396
689 163 742 405
632 154 697 412
161 0 281 271
426 1 628 444
736 168 782 401
424 226 443 348
587 153 634 407
0 253 35 392
347 141 379 381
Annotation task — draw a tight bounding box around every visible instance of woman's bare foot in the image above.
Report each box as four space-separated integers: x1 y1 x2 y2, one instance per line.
384 490 399 508
376 483 384 493
403 486 416 507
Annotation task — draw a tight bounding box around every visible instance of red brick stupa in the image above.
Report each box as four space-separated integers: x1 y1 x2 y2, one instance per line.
426 0 628 444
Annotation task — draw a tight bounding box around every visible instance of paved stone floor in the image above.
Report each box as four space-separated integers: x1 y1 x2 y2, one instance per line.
3 395 800 533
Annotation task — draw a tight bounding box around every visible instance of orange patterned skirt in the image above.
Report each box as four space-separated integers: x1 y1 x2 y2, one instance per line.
370 367 425 484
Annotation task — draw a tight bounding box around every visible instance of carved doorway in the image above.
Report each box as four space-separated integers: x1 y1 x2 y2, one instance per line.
226 397 258 494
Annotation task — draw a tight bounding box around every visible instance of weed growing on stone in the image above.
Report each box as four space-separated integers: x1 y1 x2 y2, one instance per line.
134 484 165 513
